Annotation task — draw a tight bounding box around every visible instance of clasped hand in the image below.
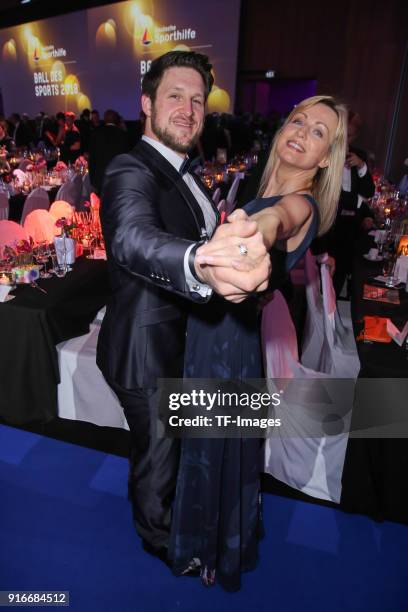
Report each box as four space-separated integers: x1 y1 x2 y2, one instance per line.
194 210 271 303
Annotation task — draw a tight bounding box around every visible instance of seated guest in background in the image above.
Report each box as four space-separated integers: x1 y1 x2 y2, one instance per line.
34 112 46 144
77 108 91 155
89 109 129 194
0 121 13 152
326 110 375 296
90 109 101 130
60 111 81 164
8 112 34 148
200 112 230 160
44 112 66 149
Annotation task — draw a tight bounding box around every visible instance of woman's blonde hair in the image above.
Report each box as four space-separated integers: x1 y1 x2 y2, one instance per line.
258 95 348 236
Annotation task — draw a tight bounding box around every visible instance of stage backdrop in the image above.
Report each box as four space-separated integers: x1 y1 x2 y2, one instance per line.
0 0 240 119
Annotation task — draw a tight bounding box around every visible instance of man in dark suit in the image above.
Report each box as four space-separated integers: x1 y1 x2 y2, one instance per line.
88 109 129 194
8 113 34 148
328 111 375 296
96 51 270 562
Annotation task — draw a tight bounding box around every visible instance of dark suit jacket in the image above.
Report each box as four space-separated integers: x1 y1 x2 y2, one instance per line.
13 122 34 148
316 146 375 258
96 139 219 389
89 124 129 194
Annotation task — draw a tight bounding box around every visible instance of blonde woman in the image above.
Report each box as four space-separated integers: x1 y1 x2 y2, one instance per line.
168 96 347 591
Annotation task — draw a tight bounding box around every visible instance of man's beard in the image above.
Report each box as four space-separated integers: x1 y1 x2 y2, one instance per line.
151 109 200 153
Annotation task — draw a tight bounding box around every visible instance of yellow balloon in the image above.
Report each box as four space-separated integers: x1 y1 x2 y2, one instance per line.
2 40 17 62
64 74 80 96
126 1 155 36
172 44 190 52
207 87 231 113
77 94 92 112
96 22 117 48
51 60 66 80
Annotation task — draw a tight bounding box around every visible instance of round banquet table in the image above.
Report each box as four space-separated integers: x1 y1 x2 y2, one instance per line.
340 234 408 524
0 257 110 426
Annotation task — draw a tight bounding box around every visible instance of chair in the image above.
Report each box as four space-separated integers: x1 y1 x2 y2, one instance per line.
57 324 128 430
81 172 92 202
18 159 32 172
217 199 226 215
49 200 74 222
0 220 28 257
55 174 83 208
23 209 59 244
212 187 221 205
317 259 360 377
0 192 9 221
225 174 242 215
20 187 50 225
262 290 353 503
12 169 28 186
299 250 325 369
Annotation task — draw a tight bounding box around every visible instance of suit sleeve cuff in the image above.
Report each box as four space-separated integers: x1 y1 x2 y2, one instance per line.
184 243 213 298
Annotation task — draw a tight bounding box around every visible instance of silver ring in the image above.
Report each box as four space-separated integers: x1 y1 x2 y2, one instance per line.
238 243 248 256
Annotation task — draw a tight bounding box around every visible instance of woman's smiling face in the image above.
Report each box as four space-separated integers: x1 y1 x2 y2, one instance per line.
276 102 339 171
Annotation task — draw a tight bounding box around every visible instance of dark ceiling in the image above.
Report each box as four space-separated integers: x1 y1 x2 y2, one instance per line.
0 0 123 28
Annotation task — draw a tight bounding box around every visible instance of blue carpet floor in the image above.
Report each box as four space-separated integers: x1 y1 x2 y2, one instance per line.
1 424 407 612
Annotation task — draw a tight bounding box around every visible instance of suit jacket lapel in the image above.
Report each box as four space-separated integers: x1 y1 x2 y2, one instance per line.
134 140 208 234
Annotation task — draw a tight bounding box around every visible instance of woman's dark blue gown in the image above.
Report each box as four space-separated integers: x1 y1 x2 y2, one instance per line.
168 195 318 591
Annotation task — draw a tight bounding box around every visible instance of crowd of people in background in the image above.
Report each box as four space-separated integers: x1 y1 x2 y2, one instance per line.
2 103 407 300
0 106 282 178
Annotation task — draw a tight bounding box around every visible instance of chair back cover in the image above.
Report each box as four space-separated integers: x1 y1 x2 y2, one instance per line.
79 173 93 210
300 250 325 369
0 220 28 257
24 209 59 244
212 187 221 205
262 289 353 503
56 174 82 208
225 175 242 214
217 199 226 215
20 187 50 225
317 261 360 377
0 192 9 221
12 169 28 186
18 159 32 172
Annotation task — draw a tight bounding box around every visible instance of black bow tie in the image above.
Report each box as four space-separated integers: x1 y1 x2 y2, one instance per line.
179 156 192 175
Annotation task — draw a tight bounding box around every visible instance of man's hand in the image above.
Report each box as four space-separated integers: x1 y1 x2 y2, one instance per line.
193 213 271 302
346 152 365 170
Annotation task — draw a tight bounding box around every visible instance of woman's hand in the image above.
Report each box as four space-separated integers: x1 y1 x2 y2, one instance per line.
196 217 267 272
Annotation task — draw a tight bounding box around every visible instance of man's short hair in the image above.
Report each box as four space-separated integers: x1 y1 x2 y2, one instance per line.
104 109 120 125
142 51 214 102
65 111 76 120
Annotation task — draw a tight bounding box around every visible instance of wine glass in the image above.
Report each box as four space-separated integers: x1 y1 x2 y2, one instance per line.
382 255 397 287
34 242 52 278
